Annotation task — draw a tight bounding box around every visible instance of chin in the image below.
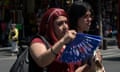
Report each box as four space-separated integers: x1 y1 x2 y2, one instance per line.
87 27 90 31
83 29 90 33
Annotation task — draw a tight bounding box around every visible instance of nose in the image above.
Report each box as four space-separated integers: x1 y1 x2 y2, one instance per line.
87 16 92 22
63 22 69 30
89 17 92 21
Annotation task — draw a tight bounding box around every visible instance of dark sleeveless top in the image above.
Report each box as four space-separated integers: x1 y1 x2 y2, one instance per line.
29 38 80 72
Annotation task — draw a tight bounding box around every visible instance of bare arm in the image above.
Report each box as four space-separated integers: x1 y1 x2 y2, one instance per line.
75 64 88 72
30 30 77 67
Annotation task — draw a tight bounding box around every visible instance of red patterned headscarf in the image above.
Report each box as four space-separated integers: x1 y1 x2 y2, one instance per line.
39 8 69 44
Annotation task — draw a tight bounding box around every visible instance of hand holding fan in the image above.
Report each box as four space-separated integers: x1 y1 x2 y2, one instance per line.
59 33 102 64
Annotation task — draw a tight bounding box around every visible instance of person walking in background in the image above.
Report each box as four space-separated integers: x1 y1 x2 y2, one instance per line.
68 2 105 72
8 23 19 56
29 8 92 72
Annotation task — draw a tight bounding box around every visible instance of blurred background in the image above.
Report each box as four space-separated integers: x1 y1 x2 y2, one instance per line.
0 0 120 72
0 0 119 49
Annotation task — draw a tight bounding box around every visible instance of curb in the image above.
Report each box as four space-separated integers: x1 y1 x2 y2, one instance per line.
0 47 11 51
0 46 118 51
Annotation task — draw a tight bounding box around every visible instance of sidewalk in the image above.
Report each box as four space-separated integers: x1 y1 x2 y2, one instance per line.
0 47 13 58
0 44 118 52
0 45 117 52
0 37 118 51
0 47 11 51
0 37 119 57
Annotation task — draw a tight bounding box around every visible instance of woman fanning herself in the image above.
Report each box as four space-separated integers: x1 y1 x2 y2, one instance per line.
68 2 105 72
29 8 89 72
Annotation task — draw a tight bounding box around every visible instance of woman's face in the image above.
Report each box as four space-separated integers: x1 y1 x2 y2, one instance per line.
53 16 69 39
77 10 92 32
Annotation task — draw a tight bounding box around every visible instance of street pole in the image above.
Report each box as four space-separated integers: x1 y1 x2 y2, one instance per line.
117 0 120 49
98 0 106 49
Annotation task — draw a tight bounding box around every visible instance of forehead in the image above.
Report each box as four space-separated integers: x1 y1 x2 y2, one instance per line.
81 10 92 18
86 10 91 15
56 16 67 21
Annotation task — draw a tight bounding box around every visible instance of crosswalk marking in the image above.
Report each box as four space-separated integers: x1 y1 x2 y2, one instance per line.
101 47 120 58
0 56 16 61
103 53 120 58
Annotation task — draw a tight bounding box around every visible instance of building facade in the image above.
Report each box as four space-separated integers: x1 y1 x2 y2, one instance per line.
0 0 119 47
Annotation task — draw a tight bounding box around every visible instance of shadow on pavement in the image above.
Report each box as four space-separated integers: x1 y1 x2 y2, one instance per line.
103 57 120 61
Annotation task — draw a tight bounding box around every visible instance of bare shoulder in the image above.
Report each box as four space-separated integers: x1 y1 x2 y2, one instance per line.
30 42 47 57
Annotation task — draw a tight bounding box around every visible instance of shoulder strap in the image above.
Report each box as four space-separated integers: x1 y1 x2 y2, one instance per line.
39 35 50 49
31 34 50 49
30 35 50 72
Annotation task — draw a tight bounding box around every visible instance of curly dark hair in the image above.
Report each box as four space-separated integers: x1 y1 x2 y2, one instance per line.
68 2 93 31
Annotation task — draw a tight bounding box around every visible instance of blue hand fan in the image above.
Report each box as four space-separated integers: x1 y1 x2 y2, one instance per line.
59 33 102 64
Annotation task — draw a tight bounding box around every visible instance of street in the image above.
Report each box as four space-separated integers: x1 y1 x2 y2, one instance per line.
0 49 16 72
102 45 120 72
0 45 120 72
103 58 120 72
0 57 16 72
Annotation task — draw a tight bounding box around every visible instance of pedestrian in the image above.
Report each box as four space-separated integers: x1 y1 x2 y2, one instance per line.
29 8 90 72
8 23 19 56
68 2 105 72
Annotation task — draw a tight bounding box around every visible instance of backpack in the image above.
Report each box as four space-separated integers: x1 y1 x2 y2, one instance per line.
10 35 50 72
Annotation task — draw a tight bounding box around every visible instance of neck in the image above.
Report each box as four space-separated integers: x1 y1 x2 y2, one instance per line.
77 31 83 33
